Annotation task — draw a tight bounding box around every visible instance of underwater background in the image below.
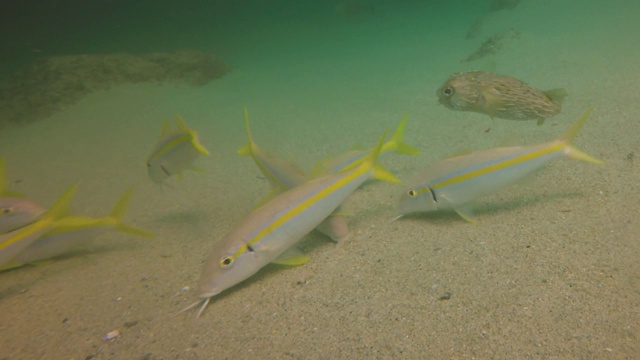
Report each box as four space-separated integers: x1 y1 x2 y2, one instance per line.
1 0 639 358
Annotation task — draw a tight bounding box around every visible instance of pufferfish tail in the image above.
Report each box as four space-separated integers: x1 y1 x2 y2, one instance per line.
543 88 568 107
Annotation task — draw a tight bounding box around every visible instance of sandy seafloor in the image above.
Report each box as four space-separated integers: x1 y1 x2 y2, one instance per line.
1 0 640 359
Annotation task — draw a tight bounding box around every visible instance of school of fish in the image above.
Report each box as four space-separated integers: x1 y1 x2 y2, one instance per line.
1 70 604 319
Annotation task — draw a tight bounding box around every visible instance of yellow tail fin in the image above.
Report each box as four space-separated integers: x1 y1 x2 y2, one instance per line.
109 189 155 237
176 115 210 156
383 114 421 156
237 107 255 157
558 108 604 165
365 131 402 184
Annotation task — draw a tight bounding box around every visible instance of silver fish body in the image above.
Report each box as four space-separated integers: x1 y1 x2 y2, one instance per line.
190 132 399 317
198 161 376 299
0 185 77 267
237 108 348 242
398 109 603 221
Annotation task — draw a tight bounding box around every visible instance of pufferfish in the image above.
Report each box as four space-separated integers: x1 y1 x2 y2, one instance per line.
436 71 568 125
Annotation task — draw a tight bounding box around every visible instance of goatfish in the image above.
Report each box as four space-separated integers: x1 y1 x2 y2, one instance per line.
397 108 603 222
147 115 210 183
237 108 349 242
0 158 45 233
317 113 420 173
182 130 400 318
0 185 77 267
1 189 153 270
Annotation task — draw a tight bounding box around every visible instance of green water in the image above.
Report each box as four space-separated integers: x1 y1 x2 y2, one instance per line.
1 0 639 359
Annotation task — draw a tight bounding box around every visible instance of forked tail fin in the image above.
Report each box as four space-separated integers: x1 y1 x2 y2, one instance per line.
557 108 604 165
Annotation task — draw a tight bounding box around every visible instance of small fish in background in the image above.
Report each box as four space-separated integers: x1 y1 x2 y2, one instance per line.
465 18 484 40
396 108 603 222
0 185 77 267
436 71 568 125
146 115 210 183
462 29 520 62
182 131 400 318
237 108 349 242
334 0 375 16
1 188 153 271
466 0 522 39
0 158 45 233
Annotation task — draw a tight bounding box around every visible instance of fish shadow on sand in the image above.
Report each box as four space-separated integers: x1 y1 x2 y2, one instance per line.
399 190 584 224
0 246 114 299
0 276 41 300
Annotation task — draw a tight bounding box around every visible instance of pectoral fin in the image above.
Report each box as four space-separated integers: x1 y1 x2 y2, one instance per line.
454 204 477 223
272 248 310 266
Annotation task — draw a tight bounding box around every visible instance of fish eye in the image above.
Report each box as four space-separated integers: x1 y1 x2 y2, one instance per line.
442 87 455 96
220 256 234 268
1 207 13 214
408 190 418 197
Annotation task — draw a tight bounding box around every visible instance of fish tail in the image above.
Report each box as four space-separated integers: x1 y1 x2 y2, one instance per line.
176 115 211 156
237 107 255 156
190 137 210 156
565 146 604 165
543 88 568 106
558 108 604 165
109 188 155 237
366 131 402 183
384 113 421 156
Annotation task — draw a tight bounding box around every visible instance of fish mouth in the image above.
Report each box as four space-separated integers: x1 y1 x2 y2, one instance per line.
436 95 452 109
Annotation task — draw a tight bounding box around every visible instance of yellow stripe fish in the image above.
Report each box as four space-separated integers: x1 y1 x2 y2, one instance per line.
237 108 349 242
1 189 153 270
146 115 210 183
397 108 604 222
0 185 77 267
183 130 400 317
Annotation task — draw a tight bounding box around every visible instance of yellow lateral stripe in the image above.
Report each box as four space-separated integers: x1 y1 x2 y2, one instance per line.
231 163 369 259
433 143 564 189
0 219 50 251
148 133 191 162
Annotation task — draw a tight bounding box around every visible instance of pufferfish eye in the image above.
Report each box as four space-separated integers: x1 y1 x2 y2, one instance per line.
220 256 234 268
442 86 455 96
408 190 418 197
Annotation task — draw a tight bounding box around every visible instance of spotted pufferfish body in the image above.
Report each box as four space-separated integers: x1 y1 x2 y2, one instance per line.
436 71 567 125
